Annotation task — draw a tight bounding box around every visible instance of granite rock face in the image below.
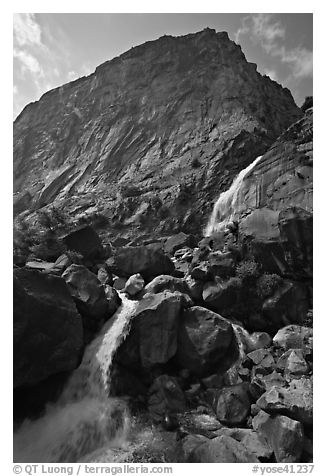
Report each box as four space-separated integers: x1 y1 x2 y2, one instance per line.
13 28 301 239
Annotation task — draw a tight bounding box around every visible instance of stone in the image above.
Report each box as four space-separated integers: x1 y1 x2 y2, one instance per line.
114 291 183 370
208 251 236 278
253 411 304 463
249 332 272 351
14 268 83 388
276 349 309 376
256 377 313 425
62 264 110 329
188 435 259 462
176 306 234 375
262 280 309 331
184 276 203 302
213 383 251 425
278 207 313 279
62 226 103 260
143 275 190 297
113 276 127 290
124 273 145 296
164 233 197 255
213 428 273 460
190 262 211 281
97 266 113 286
103 285 121 315
148 375 186 422
202 279 241 315
106 244 174 281
247 349 275 371
273 325 313 351
52 253 73 274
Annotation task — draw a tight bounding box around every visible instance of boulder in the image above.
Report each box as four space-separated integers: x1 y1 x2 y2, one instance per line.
148 375 186 422
176 306 235 375
190 262 211 281
188 435 259 462
143 275 190 297
115 291 183 370
112 276 127 290
103 285 121 315
124 273 145 296
273 325 313 351
52 253 73 274
97 266 113 286
253 410 304 462
61 226 103 260
278 207 313 279
164 232 197 255
213 383 252 425
249 332 272 351
247 349 275 372
202 279 241 315
262 280 309 331
213 428 273 460
207 251 236 278
276 349 309 376
185 276 203 302
14 268 83 388
62 264 110 329
256 377 313 425
106 243 174 281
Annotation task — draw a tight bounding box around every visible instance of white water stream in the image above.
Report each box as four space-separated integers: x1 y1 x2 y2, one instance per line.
204 155 262 236
13 294 139 463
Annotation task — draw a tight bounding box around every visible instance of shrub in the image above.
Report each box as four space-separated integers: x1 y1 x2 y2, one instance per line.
191 157 201 168
256 273 282 299
235 259 260 282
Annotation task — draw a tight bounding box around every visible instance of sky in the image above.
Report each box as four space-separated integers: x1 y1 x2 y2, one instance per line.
13 13 313 118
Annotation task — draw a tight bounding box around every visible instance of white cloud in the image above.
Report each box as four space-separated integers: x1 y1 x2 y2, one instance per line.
236 14 313 79
13 13 42 48
264 69 278 81
14 48 43 76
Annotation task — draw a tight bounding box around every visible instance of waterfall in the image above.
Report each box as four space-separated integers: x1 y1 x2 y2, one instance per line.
204 155 262 236
13 294 139 463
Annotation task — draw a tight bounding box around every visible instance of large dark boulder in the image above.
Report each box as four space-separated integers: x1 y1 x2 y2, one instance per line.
278 207 313 279
61 226 103 260
262 280 309 331
14 268 83 388
106 243 175 282
187 434 259 463
62 264 113 332
202 279 241 315
114 291 183 371
143 275 190 297
176 306 235 375
164 232 197 255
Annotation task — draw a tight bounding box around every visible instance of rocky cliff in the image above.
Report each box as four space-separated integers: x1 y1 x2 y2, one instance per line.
14 28 302 240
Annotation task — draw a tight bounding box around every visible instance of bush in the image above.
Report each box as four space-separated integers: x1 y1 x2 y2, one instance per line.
191 157 201 168
256 273 282 299
235 259 260 282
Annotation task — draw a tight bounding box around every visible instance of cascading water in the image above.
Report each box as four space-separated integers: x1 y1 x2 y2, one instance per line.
13 293 139 463
204 155 262 236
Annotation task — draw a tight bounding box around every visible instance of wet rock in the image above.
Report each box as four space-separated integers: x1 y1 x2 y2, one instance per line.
273 325 313 351
106 243 174 281
253 410 304 462
14 268 83 388
190 262 211 281
148 375 186 423
113 276 127 290
103 285 121 315
176 306 234 375
124 273 145 296
164 233 197 255
256 377 313 425
212 383 252 425
185 276 203 302
62 264 110 329
62 226 103 260
115 291 183 370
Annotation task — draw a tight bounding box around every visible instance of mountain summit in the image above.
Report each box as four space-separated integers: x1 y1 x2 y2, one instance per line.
13 28 302 238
